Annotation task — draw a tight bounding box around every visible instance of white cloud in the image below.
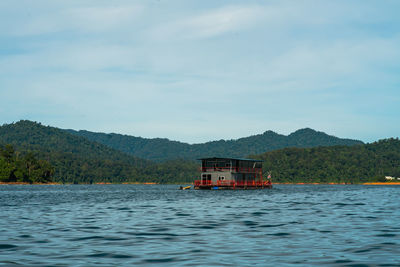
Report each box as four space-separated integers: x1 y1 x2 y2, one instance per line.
233 36 400 94
66 5 144 32
1 1 400 143
0 42 143 73
9 4 143 36
150 5 265 41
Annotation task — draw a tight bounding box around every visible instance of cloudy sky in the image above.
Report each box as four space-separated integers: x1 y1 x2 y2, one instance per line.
0 0 399 143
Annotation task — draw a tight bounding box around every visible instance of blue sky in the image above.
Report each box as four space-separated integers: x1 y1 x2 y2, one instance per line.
0 0 399 143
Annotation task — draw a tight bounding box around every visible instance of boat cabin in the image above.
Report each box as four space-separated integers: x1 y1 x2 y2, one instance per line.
194 157 271 189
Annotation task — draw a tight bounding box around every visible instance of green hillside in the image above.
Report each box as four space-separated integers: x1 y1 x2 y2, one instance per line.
253 138 400 184
0 120 146 163
1 120 396 185
67 128 363 161
0 121 198 184
0 144 53 184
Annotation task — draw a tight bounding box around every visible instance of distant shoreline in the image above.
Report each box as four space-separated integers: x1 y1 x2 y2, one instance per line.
275 182 400 185
362 182 400 185
0 182 61 185
273 182 348 185
2 182 400 186
0 182 159 185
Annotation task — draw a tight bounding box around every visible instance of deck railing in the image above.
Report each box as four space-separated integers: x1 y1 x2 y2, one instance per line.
200 167 262 173
194 179 270 188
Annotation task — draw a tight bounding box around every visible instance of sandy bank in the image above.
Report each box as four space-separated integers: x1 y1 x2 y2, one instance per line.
363 182 400 185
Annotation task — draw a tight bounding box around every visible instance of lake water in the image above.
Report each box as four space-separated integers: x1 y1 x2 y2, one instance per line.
1 185 400 266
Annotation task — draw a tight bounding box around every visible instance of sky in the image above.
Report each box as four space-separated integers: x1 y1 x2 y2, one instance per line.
0 0 399 144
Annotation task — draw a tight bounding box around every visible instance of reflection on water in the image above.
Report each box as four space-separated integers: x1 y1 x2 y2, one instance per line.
1 185 400 266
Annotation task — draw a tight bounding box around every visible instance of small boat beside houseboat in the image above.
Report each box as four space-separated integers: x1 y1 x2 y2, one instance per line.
194 157 272 190
179 185 191 190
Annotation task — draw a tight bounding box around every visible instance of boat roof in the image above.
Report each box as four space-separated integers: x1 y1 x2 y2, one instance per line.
197 157 263 162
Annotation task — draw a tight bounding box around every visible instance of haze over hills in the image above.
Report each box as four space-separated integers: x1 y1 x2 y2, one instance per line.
67 128 364 161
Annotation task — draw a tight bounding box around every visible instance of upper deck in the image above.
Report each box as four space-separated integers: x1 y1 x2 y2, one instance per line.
199 157 262 173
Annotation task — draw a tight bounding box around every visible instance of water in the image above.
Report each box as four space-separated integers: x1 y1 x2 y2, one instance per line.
1 185 400 266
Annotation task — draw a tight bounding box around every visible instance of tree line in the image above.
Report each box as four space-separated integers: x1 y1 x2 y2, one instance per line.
253 138 400 184
0 144 54 183
1 121 398 184
0 121 199 184
0 143 199 184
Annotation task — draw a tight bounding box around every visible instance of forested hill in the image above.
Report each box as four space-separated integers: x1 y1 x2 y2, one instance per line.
0 120 147 164
0 120 397 184
252 138 400 184
0 120 197 184
66 128 363 161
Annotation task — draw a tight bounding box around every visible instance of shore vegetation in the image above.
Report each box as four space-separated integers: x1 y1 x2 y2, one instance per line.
254 138 400 184
1 121 399 184
0 144 54 184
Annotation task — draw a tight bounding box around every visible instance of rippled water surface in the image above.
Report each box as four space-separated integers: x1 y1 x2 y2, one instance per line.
1 185 400 266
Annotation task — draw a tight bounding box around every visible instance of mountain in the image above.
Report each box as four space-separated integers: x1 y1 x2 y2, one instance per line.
65 129 190 162
66 127 364 161
0 120 197 183
0 120 395 184
252 138 400 184
0 120 146 163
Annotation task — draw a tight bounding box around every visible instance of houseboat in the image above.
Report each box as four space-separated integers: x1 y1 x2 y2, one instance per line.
194 157 272 190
